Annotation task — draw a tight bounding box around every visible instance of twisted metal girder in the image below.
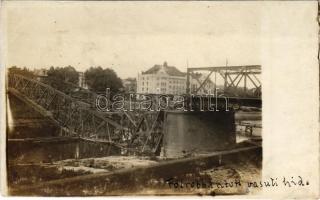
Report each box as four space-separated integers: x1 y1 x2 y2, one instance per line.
42 77 98 107
7 73 164 154
42 76 165 153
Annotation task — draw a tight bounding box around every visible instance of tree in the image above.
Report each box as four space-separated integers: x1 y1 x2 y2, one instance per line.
46 66 79 90
47 66 79 84
8 66 34 78
84 67 123 94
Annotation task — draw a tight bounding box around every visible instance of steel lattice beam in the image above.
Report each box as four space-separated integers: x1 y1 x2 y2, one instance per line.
7 73 164 154
186 65 262 99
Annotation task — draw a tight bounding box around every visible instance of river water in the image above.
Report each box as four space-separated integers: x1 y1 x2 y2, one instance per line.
7 126 125 188
7 95 125 187
7 94 262 193
8 140 122 164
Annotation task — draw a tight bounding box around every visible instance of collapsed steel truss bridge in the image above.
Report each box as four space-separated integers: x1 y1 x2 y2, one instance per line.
7 65 261 155
8 73 164 154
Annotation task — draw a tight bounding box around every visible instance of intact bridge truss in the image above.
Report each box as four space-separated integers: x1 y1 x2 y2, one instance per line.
187 65 261 98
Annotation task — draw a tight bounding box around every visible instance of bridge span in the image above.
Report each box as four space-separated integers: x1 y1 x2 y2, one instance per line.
7 66 261 156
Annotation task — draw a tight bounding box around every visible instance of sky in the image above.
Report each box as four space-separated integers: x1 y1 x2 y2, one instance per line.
3 1 262 79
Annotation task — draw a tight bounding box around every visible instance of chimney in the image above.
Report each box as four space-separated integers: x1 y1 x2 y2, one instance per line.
163 61 168 67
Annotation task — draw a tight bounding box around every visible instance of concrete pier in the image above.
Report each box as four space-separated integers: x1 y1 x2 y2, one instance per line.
162 110 236 158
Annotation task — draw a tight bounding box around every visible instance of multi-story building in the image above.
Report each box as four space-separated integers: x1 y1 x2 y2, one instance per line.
137 62 214 95
137 62 186 95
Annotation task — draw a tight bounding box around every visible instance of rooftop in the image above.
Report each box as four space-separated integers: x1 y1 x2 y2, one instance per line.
142 62 185 77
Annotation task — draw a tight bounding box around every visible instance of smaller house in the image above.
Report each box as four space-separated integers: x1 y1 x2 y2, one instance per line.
33 68 48 81
122 78 137 93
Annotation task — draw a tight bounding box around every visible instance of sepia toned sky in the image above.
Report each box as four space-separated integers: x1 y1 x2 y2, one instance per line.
3 1 262 78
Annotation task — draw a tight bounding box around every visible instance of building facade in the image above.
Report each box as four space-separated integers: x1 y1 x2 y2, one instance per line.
137 62 186 95
78 72 88 89
33 68 48 82
189 73 216 94
137 62 214 95
122 78 137 93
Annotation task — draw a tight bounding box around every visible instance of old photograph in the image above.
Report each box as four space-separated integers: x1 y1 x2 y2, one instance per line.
1 1 318 197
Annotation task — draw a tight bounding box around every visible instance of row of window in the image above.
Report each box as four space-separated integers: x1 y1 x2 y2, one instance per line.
140 85 185 90
141 81 185 87
169 80 185 84
141 76 185 83
169 85 185 90
140 87 185 93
